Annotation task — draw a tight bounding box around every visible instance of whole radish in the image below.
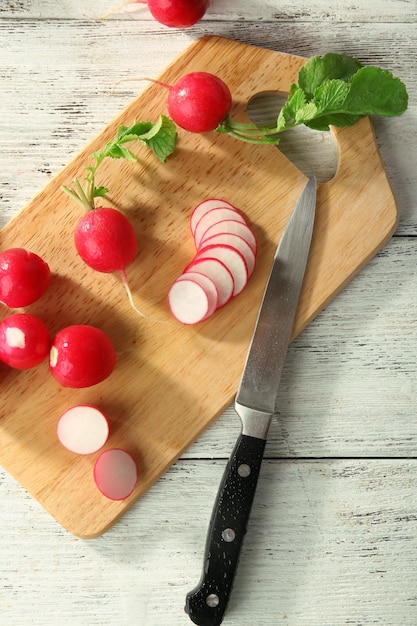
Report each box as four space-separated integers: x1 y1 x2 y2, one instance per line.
0 313 50 369
49 324 116 388
147 0 209 27
0 248 51 308
167 72 232 133
74 207 137 274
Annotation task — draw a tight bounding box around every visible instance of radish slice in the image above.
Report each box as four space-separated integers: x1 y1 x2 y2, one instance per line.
186 257 234 307
190 198 237 235
57 405 109 455
196 244 248 296
168 273 218 324
194 207 247 249
200 219 258 254
199 233 256 277
93 448 138 500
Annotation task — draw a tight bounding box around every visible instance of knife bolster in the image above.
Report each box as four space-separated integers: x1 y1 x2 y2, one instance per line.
234 402 273 439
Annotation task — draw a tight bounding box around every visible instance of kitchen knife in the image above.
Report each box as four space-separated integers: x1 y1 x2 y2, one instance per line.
185 176 317 626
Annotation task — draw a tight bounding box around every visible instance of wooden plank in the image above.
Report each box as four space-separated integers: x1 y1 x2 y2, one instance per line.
1 459 417 625
0 36 398 537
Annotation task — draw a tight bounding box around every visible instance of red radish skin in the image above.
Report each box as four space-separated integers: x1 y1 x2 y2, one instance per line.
94 448 138 500
147 0 209 27
0 248 51 308
193 207 247 248
190 198 237 235
49 325 116 388
200 219 258 254
74 207 137 274
0 313 50 370
199 233 256 277
196 244 248 296
57 405 109 455
167 72 232 133
168 273 218 324
185 257 234 308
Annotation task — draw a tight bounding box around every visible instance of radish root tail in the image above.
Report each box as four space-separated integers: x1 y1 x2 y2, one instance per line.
96 0 145 21
119 270 172 325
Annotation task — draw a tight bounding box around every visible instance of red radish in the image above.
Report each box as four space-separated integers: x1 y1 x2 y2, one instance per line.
200 219 258 254
196 245 248 296
185 257 234 307
194 207 247 248
199 233 256 277
49 324 116 388
167 72 232 133
0 248 51 308
0 313 50 370
57 405 109 455
147 0 209 27
168 272 218 324
74 207 137 273
94 448 138 500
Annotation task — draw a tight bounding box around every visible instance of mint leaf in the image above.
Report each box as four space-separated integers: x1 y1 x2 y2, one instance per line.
343 66 409 117
298 53 362 97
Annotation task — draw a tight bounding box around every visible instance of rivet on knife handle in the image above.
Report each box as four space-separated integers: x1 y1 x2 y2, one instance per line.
185 433 266 626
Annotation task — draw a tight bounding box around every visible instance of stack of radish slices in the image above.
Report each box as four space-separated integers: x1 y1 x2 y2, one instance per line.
168 199 257 324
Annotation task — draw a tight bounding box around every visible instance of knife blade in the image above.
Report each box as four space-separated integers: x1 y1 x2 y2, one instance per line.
185 176 317 626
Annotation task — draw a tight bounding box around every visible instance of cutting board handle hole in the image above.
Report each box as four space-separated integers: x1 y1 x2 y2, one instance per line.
246 91 338 183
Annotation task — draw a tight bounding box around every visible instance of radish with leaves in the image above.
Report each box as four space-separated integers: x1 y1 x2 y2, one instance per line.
0 313 50 370
0 248 51 308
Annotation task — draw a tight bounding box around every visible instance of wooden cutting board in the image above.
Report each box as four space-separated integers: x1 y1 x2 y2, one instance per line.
0 36 397 538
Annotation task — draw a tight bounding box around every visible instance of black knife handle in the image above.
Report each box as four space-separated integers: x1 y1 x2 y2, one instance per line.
185 433 266 626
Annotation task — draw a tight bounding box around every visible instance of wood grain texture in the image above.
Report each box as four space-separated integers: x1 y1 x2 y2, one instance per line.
0 36 398 538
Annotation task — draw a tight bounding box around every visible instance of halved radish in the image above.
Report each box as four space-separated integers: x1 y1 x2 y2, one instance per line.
168 272 218 324
199 233 256 277
94 448 138 501
194 207 247 249
57 405 109 455
190 198 237 235
185 257 234 307
200 219 258 254
196 244 248 296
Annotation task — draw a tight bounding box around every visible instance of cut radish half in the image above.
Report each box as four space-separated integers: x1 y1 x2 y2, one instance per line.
168 272 218 324
93 448 138 501
57 405 109 455
190 198 237 235
200 219 258 254
186 257 234 307
196 244 248 296
199 233 256 277
194 207 247 249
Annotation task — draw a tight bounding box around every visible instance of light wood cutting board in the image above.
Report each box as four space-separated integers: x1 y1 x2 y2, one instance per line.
0 36 398 538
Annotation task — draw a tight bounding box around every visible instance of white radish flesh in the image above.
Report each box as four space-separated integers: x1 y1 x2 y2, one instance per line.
57 405 109 455
200 233 256 277
94 448 138 500
193 207 246 249
185 257 234 307
200 219 258 254
190 198 237 235
196 244 248 296
168 274 218 324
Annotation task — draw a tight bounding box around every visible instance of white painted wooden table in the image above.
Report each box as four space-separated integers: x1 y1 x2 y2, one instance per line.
1 2 416 625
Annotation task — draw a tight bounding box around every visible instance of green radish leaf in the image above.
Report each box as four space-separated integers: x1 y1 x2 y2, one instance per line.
93 186 109 198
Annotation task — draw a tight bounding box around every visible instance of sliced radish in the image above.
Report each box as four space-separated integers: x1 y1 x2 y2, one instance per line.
94 448 138 501
194 207 247 249
199 233 256 277
168 273 218 324
200 219 258 254
196 244 248 296
57 405 109 455
185 257 234 307
190 198 237 235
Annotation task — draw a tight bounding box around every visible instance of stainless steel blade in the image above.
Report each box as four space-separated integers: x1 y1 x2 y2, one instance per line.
235 176 316 439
